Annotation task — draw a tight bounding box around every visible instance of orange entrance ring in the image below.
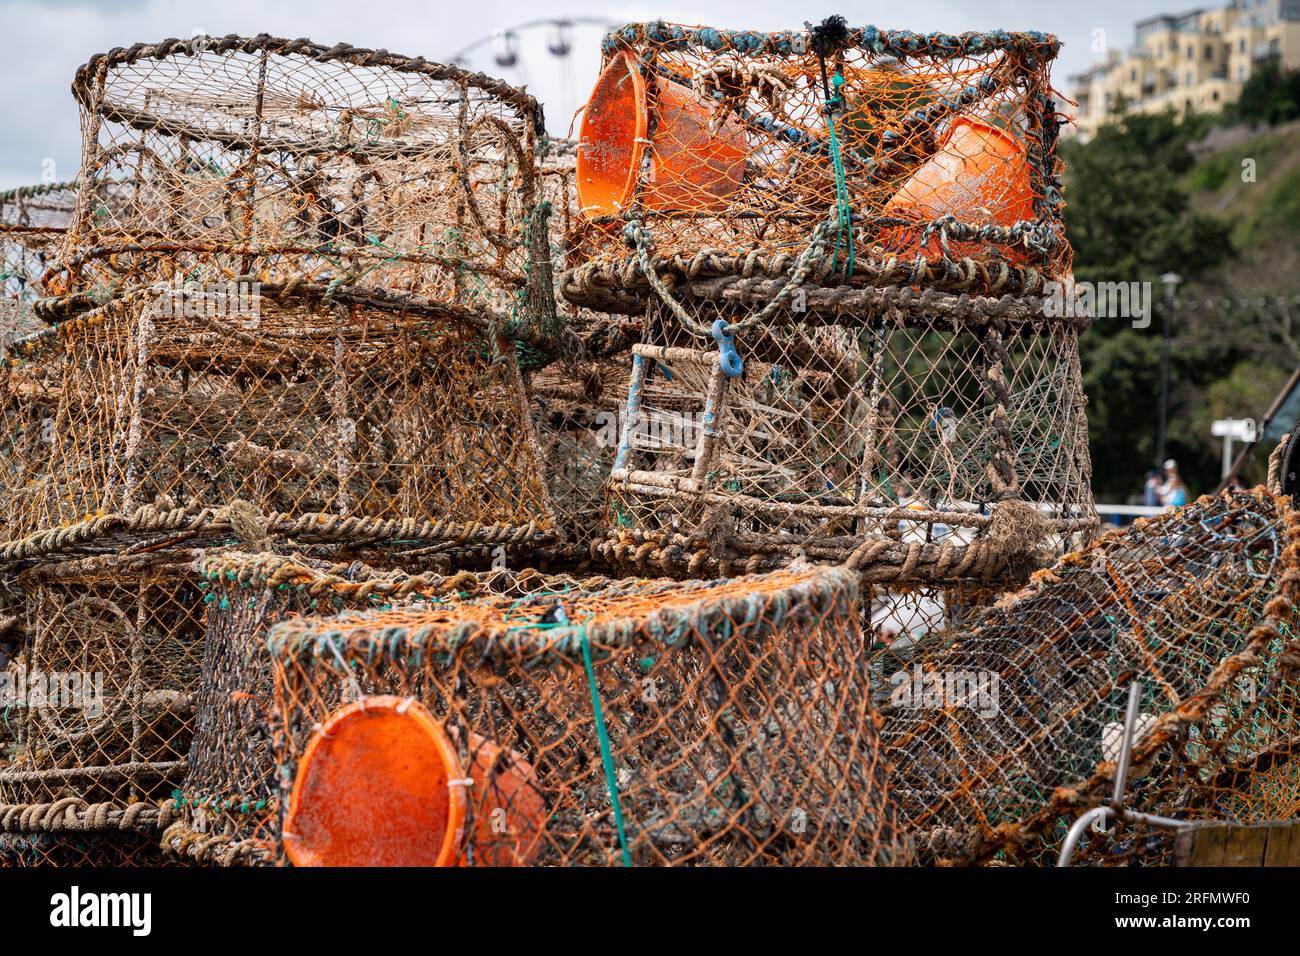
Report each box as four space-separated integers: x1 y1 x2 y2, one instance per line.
881 115 1035 263
284 695 545 867
577 51 745 218
284 695 466 866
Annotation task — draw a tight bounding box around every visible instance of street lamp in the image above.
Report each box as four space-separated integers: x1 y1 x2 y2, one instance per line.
1156 272 1181 467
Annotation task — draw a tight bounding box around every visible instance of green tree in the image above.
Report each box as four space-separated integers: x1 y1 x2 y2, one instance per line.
1229 57 1300 126
1062 109 1234 499
1062 109 1232 286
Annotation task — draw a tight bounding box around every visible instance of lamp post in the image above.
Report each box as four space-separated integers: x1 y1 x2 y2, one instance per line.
1156 272 1181 466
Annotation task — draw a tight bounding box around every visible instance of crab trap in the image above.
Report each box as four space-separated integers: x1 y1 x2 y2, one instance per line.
0 285 556 563
170 551 612 865
1 182 79 342
595 310 1095 580
267 566 910 866
45 34 554 327
881 489 1300 865
562 20 1068 314
0 553 204 809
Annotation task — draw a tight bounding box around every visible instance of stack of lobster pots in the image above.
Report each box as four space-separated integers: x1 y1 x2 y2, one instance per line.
0 19 1098 868
559 19 1097 669
0 34 562 865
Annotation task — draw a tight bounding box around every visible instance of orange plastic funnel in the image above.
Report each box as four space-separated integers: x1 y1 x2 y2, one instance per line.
284 695 465 867
578 51 744 218
880 116 1035 262
462 733 546 866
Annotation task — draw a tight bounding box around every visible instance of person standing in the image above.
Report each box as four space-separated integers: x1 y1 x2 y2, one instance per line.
1157 459 1188 507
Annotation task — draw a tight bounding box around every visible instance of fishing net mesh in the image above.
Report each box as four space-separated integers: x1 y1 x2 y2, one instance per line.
0 286 555 562
881 489 1300 865
269 566 910 866
1 183 79 345
46 35 553 333
1 825 177 867
562 22 1068 315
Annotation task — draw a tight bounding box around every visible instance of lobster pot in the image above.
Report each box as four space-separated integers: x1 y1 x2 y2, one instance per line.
51 35 551 322
175 552 613 865
0 287 555 561
269 567 910 866
0 554 204 807
881 489 1300 866
598 311 1095 580
0 182 79 342
562 21 1068 316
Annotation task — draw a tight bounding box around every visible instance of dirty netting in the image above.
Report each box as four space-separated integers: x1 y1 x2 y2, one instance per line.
268 566 910 866
595 312 1095 579
0 553 203 814
881 489 1300 865
562 20 1068 313
1 183 79 343
43 34 556 338
171 552 618 865
0 286 555 563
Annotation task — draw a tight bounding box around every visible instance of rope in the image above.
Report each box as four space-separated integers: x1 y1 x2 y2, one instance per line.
578 621 633 867
623 216 834 338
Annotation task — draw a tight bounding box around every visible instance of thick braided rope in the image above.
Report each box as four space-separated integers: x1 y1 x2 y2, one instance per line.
0 799 177 833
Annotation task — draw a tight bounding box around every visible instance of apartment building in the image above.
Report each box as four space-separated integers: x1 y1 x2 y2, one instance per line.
1069 0 1300 139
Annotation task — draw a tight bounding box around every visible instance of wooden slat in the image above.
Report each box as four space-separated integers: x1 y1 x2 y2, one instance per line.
1176 820 1300 867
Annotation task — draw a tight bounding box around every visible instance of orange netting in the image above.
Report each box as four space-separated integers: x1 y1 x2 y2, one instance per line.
269 566 911 865
171 552 622 865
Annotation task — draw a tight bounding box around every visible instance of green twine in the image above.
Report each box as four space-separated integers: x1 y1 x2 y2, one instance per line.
824 72 855 279
580 625 632 867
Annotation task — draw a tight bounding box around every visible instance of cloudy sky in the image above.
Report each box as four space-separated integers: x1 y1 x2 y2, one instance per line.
0 0 1186 189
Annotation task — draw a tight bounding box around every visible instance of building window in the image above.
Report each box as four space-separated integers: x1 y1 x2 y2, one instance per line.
1240 38 1246 52
1131 69 1137 81
1187 45 1194 59
1205 44 1213 59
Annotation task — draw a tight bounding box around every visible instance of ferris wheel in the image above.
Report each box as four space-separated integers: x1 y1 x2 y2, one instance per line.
449 18 619 136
